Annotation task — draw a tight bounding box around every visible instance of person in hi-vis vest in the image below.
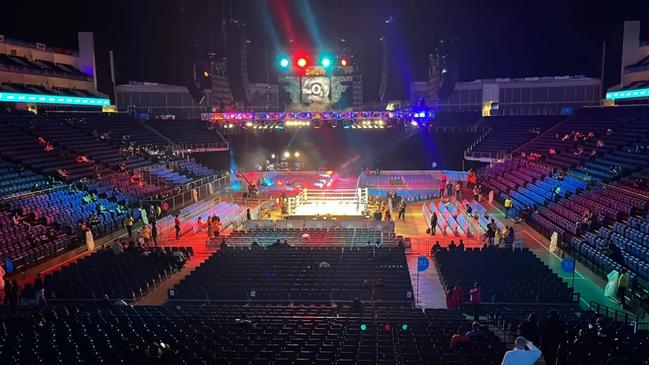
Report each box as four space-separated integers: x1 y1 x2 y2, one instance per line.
504 198 513 218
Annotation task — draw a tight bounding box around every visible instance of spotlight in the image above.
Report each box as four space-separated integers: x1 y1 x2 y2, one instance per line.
340 58 348 66
297 57 307 68
321 57 331 67
279 57 290 69
410 120 419 127
294 151 300 158
283 151 290 159
271 154 276 159
203 70 209 77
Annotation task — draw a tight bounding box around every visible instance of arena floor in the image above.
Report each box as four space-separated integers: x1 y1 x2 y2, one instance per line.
141 196 643 318
10 193 642 319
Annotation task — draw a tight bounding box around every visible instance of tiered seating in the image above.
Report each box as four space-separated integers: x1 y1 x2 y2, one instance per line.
470 116 562 155
363 172 465 201
480 159 589 214
0 121 96 179
77 115 170 146
157 202 246 236
146 119 225 145
0 212 74 269
532 182 649 238
147 166 192 184
84 173 163 204
222 227 402 246
0 159 51 199
172 246 412 301
573 149 649 182
570 216 649 282
518 107 649 172
476 304 649 365
173 159 216 177
29 118 150 171
423 198 504 237
23 246 193 301
0 53 90 80
465 200 504 233
8 189 127 237
433 248 574 303
0 305 506 365
363 173 436 188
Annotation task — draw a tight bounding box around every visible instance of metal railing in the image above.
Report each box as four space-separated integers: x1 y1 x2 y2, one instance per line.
464 126 492 154
141 174 230 213
464 150 514 161
589 301 648 327
173 142 229 152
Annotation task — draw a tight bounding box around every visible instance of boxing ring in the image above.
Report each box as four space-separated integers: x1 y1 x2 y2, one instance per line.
286 188 368 217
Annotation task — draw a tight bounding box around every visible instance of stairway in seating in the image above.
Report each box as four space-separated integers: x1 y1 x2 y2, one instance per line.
136 229 216 305
137 120 177 145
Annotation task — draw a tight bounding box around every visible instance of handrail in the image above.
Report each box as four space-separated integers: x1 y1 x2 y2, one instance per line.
464 150 514 161
464 126 493 154
589 301 642 324
173 142 230 152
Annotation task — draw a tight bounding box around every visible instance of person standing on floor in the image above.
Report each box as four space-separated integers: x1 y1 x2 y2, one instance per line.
174 214 181 239
33 273 46 307
517 313 540 345
504 197 513 219
446 285 458 310
140 224 151 246
398 201 406 221
151 223 158 246
207 215 214 238
213 216 222 237
452 282 465 309
384 208 392 221
617 268 630 306
446 182 453 199
124 213 134 238
454 181 462 202
430 212 438 235
81 220 95 251
469 282 482 322
540 311 563 365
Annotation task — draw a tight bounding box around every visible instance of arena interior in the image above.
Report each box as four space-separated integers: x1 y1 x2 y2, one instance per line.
1 1 649 364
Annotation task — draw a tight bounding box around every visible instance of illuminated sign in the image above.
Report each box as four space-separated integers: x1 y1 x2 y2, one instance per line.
301 76 330 104
606 88 649 100
0 92 110 106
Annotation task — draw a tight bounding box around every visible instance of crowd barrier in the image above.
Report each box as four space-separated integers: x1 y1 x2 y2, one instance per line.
243 219 395 233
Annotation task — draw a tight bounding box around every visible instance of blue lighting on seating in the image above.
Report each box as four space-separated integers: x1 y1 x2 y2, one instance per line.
606 87 649 100
0 92 110 106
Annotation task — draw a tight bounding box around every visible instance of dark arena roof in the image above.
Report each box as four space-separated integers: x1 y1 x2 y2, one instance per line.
1 2 649 365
